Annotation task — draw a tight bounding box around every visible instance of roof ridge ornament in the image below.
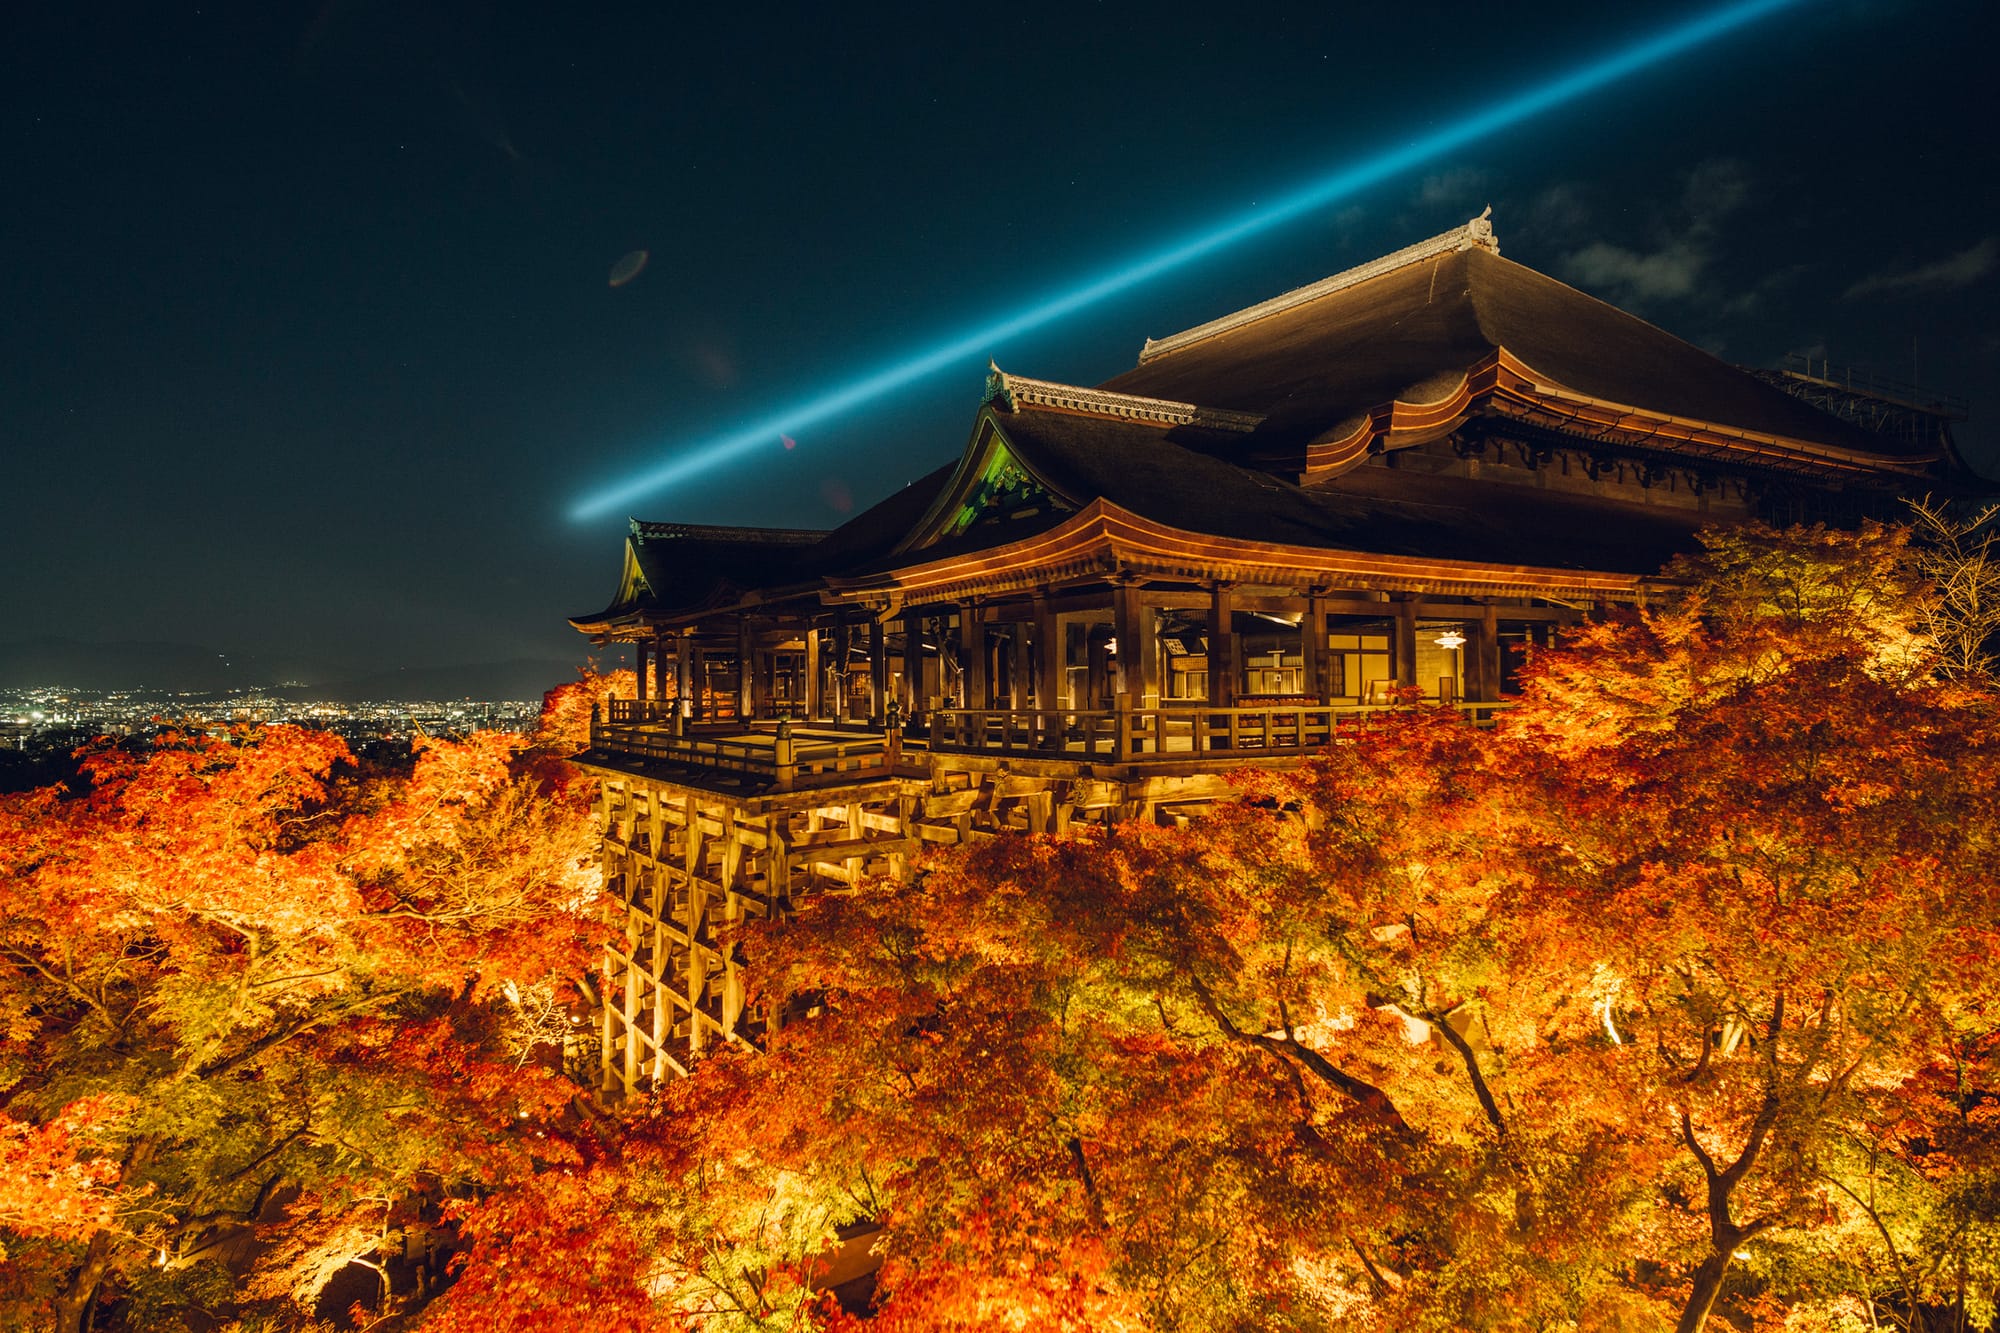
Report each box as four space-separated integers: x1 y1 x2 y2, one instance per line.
985 365 1264 432
1137 211 1503 365
983 359 1018 412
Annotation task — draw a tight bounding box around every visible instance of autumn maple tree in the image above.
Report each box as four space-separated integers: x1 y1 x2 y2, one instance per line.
0 678 613 1331
428 525 2000 1333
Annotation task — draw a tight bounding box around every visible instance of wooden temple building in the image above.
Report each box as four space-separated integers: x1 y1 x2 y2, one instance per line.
569 212 1972 1093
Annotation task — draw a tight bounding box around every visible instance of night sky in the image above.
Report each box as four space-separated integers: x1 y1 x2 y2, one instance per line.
5 1 1995 684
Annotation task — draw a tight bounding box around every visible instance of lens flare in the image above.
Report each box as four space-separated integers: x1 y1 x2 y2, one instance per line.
571 0 1800 521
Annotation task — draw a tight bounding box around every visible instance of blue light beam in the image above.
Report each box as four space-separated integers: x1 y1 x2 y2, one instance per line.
571 0 1800 521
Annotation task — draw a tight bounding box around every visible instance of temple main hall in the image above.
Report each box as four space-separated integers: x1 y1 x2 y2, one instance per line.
570 213 1971 1091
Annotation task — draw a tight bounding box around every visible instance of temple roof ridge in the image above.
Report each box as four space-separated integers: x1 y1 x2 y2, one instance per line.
983 362 1264 433
628 520 829 544
1136 209 1501 366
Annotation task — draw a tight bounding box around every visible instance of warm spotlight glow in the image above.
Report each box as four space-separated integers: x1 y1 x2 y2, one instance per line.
569 0 1800 520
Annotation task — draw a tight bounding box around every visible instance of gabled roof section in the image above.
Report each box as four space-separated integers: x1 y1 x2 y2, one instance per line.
1105 215 1946 478
1137 210 1501 365
567 521 827 631
893 409 1078 556
831 397 1704 596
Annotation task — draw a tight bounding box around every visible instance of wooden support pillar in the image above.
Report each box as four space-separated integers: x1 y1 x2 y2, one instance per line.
1112 577 1155 706
1004 624 1024 711
1393 595 1419 689
736 616 754 721
634 638 650 706
900 607 924 721
803 625 822 720
674 633 693 714
752 633 775 718
833 607 852 723
869 615 889 725
1305 591 1331 705
1032 591 1062 711
682 797 703 1059
963 602 987 710
688 642 706 721
1476 602 1501 703
1208 582 1236 707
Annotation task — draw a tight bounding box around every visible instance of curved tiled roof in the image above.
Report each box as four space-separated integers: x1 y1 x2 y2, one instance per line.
1104 246 1925 463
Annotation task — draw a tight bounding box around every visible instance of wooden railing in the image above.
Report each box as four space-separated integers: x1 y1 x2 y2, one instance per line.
590 708 904 792
591 698 1510 782
930 701 1510 762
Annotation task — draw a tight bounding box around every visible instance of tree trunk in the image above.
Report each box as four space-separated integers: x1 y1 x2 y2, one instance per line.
51 1231 115 1333
1675 1247 1734 1333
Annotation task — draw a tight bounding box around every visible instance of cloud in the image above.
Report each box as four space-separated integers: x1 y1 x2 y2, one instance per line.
1681 158 1750 229
1415 168 1491 211
1521 183 1590 241
1564 240 1707 302
1556 157 1751 311
1843 238 1998 300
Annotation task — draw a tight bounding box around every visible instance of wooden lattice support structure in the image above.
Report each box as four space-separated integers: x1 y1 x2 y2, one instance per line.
580 748 1235 1096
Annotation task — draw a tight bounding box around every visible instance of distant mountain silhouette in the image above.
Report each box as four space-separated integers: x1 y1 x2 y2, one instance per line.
0 638 589 702
271 660 588 703
0 638 290 691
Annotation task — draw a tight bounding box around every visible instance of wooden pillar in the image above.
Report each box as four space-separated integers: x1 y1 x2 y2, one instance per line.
736 616 754 721
634 638 650 706
1032 592 1062 711
901 607 924 720
869 615 889 725
1393 595 1419 689
688 642 707 721
1305 591 1331 705
833 607 852 723
1112 578 1155 706
752 632 775 718
803 624 822 720
1004 624 1024 711
1476 602 1501 703
1208 582 1236 707
674 633 693 715
963 602 987 710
